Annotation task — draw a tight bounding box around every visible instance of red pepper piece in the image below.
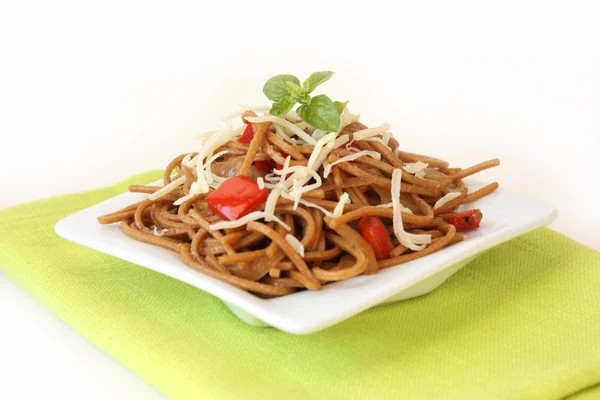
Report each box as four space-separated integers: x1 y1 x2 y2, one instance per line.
358 216 394 260
206 176 268 221
447 209 483 230
254 160 275 173
237 124 254 144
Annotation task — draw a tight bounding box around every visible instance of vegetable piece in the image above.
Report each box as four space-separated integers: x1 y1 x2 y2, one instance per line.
296 94 340 132
358 216 393 260
333 100 349 115
238 124 254 144
263 71 343 132
254 160 275 173
263 74 300 101
446 209 483 230
269 95 296 116
206 176 268 221
303 71 334 93
285 81 309 101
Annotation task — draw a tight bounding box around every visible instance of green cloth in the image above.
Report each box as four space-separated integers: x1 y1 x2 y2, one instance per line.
1 172 599 400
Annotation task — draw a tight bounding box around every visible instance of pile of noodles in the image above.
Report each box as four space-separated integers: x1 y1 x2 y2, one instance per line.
99 111 499 297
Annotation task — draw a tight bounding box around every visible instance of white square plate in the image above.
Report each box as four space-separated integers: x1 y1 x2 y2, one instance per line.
55 179 556 334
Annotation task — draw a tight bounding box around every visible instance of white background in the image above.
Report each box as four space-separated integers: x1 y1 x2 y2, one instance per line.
0 1 598 399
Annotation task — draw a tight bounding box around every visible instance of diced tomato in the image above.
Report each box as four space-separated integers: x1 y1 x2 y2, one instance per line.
206 176 268 221
238 124 254 144
446 209 483 230
358 216 393 260
254 160 275 173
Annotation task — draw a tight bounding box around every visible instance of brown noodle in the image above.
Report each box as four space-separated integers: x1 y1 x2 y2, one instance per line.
98 120 499 297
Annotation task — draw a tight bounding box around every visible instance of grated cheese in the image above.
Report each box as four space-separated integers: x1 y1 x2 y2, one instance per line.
382 131 391 146
434 192 462 209
323 150 381 178
295 121 309 131
259 155 290 220
204 150 229 185
345 141 359 152
339 106 360 128
307 132 348 172
352 123 392 141
333 192 350 218
306 132 336 170
187 122 240 168
149 176 186 201
275 132 349 209
264 172 279 182
285 234 305 257
245 116 316 144
404 161 429 179
264 187 282 219
153 227 168 237
274 125 299 146
196 129 219 140
181 153 193 165
186 107 369 232
276 166 322 192
296 198 334 217
209 211 291 231
312 129 327 141
283 109 300 122
260 181 280 190
186 122 242 195
173 192 193 206
292 179 301 209
391 169 432 251
376 202 413 214
279 155 292 182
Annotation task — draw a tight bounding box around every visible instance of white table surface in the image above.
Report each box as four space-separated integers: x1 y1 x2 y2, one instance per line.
1 1 599 399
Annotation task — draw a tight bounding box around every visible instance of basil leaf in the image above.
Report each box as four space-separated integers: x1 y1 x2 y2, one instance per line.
284 81 302 94
269 95 296 116
263 74 300 101
284 81 315 105
300 94 311 105
302 71 334 93
296 94 340 132
333 100 349 115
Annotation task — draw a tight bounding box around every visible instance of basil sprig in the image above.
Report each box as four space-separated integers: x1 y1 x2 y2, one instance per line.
263 71 347 132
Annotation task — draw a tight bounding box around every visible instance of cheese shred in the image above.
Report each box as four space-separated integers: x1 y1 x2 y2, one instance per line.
333 193 350 218
285 234 305 257
245 116 316 144
352 123 392 141
404 161 429 179
209 211 291 231
323 150 381 178
391 169 432 251
434 192 462 209
149 176 186 201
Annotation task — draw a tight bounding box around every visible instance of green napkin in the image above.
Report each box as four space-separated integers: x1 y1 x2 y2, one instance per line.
1 172 599 400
